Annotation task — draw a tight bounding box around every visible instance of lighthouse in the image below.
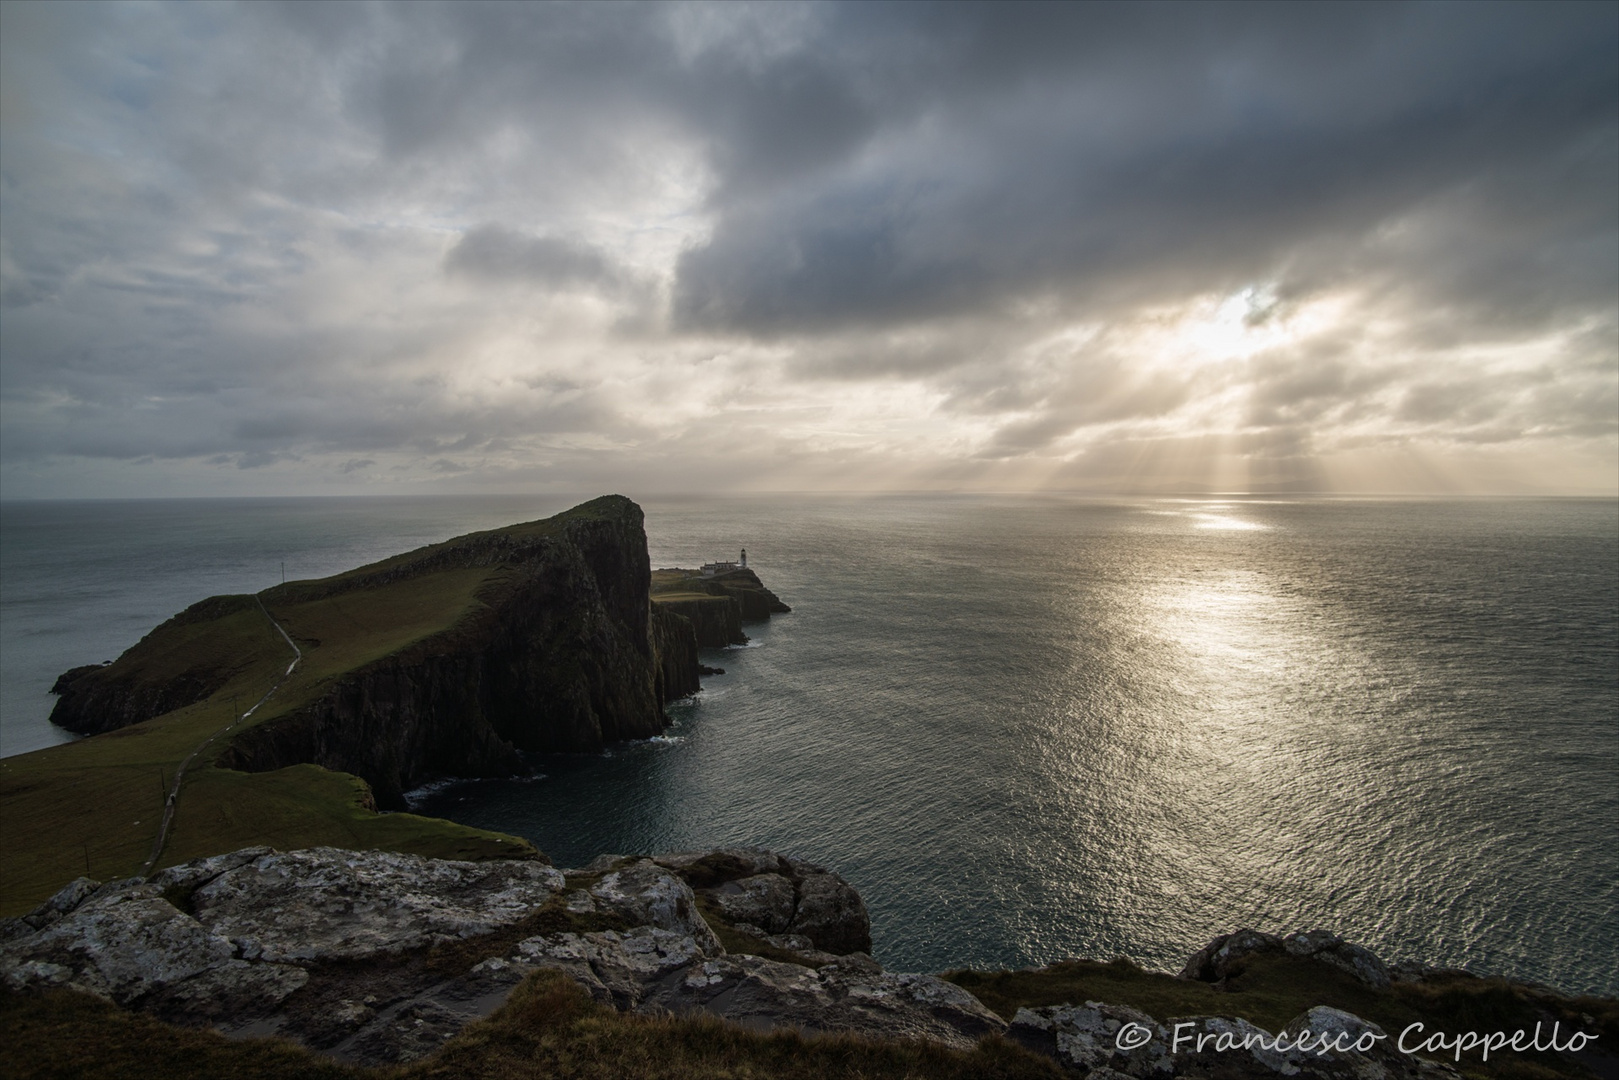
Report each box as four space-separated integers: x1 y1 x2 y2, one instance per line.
739 548 747 569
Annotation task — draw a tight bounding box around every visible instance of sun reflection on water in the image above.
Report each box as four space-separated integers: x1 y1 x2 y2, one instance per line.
1192 514 1267 530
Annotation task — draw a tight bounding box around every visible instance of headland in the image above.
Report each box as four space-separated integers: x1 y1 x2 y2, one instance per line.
2 495 777 913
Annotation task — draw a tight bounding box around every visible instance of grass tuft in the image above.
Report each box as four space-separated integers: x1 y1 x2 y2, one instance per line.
3 972 1064 1080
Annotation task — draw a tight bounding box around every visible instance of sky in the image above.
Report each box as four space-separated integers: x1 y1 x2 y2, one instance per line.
1 0 1615 499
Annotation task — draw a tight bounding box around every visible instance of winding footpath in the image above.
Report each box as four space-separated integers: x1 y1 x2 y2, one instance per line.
139 595 303 877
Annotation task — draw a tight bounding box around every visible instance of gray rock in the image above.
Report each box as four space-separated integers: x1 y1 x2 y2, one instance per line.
1165 1014 1309 1076
0 846 564 1033
150 847 274 897
1010 1002 1174 1078
191 847 564 963
1160 1008 1464 1080
579 854 630 874
515 926 713 1008
722 924 875 970
1181 928 1393 990
1179 928 1285 982
786 864 872 955
652 848 872 958
710 873 796 935
820 951 884 976
1285 1006 1463 1080
331 961 532 1065
1 844 994 1065
653 847 786 882
1283 931 1392 989
649 955 1006 1051
0 881 308 1019
35 877 102 921
1 876 105 942
587 859 721 955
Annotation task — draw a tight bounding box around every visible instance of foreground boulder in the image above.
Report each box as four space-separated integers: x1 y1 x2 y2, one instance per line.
1008 1001 1463 1079
650 845 874 956
1009 1001 1175 1078
1160 1008 1460 1080
1179 927 1392 989
1 846 992 1064
0 847 565 1029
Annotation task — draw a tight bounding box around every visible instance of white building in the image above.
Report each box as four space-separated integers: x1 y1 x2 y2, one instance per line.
700 549 747 576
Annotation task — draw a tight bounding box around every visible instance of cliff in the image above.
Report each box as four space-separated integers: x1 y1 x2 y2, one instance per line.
48 594 265 736
650 566 791 648
652 594 748 647
48 496 713 808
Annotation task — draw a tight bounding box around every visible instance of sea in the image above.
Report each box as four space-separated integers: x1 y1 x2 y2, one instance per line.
2 494 1615 996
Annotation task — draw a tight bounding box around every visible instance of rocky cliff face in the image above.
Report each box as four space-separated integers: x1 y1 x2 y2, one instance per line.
652 595 747 648
649 565 792 648
226 497 688 807
650 606 702 701
48 496 730 808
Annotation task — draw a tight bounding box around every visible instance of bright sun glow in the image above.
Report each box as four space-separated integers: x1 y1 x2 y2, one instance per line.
1145 285 1350 369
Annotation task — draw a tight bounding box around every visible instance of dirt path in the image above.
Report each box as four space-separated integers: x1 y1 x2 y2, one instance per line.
139 595 302 877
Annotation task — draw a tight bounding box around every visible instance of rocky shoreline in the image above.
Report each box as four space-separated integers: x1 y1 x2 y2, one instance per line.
5 845 1605 1077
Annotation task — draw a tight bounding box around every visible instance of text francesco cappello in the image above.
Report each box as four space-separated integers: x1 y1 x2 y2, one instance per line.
1112 1020 1598 1063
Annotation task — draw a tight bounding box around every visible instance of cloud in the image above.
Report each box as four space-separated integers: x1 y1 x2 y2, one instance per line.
0 1 1613 497
672 4 1617 339
444 226 634 295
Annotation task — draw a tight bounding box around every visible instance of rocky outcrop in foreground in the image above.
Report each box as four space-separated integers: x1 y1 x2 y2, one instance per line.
1180 927 1393 988
1 846 1526 1078
1009 1002 1460 1080
1 846 991 1066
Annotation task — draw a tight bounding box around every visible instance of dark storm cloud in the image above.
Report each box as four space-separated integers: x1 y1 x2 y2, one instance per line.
446 226 617 286
671 2 1617 341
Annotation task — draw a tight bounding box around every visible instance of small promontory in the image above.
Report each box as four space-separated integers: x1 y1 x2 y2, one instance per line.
651 565 791 648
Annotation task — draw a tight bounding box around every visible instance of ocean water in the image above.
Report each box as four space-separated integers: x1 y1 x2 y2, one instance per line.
2 495 1615 995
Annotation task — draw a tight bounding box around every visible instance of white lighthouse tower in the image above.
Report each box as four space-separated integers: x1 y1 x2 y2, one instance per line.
739 548 747 569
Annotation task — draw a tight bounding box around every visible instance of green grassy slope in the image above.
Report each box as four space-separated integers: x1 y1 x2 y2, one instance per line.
1 537 560 915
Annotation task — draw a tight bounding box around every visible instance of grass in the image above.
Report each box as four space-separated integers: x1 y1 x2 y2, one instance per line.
648 591 730 604
649 567 733 607
944 953 1617 1080
0 530 554 916
0 988 365 1080
1 971 1065 1080
161 764 534 869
